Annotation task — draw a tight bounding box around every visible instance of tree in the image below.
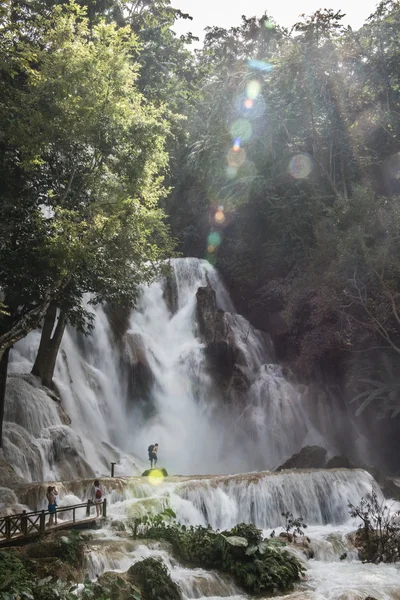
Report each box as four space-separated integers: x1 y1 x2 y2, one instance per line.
0 2 175 442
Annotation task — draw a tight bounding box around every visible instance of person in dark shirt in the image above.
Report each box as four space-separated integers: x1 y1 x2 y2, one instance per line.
148 443 159 468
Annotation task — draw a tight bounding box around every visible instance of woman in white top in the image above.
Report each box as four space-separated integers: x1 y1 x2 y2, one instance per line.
92 479 103 517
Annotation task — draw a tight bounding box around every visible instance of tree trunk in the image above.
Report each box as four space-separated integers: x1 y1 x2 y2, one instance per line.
0 348 10 448
0 296 54 358
31 302 67 389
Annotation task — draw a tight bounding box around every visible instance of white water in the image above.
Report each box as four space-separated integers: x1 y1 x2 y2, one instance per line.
3 257 399 597
6 257 352 479
11 469 394 600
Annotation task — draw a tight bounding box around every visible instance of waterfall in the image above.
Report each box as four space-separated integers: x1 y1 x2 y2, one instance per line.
7 257 353 480
172 469 377 529
9 469 400 600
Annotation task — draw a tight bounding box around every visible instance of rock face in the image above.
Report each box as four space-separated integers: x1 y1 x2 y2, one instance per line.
196 279 237 375
128 557 182 600
123 331 154 406
0 449 23 486
44 426 95 480
381 477 400 501
196 278 249 397
5 374 69 434
2 423 44 482
276 446 327 471
326 455 354 469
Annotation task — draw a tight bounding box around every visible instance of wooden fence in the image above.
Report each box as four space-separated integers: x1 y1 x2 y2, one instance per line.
0 498 107 541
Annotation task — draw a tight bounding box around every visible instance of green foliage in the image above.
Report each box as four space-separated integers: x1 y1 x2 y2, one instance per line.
0 551 78 600
131 507 176 538
348 486 400 563
0 0 175 355
0 551 34 599
165 0 400 448
56 531 84 568
131 517 304 595
227 523 262 546
128 558 180 600
80 574 142 600
281 512 308 538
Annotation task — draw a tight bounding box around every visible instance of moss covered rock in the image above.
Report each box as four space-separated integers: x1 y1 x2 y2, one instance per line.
142 468 168 477
93 571 142 600
128 558 181 600
139 522 304 596
20 530 84 569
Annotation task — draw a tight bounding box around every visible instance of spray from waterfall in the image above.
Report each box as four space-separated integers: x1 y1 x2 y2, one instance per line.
6 258 354 479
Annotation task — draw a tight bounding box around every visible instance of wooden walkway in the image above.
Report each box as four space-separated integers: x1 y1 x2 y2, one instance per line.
0 499 107 546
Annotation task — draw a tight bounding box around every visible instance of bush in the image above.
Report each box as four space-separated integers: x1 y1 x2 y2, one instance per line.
348 487 400 563
132 520 304 595
57 531 84 568
0 551 34 599
0 551 79 600
128 558 180 600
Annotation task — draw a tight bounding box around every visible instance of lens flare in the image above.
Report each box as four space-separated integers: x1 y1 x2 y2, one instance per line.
218 205 224 211
231 120 252 142
241 160 257 177
248 59 273 72
148 469 165 486
215 211 225 224
206 253 216 266
246 80 261 100
288 154 313 179
244 98 254 109
226 166 238 179
208 231 221 247
207 245 215 253
264 19 275 30
383 152 400 186
228 147 246 168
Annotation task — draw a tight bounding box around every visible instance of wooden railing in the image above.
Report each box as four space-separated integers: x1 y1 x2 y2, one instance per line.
0 498 107 541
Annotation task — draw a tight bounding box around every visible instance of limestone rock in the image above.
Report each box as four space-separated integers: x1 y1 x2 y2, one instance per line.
163 271 178 315
326 455 354 469
276 446 327 471
195 278 250 397
122 331 154 403
0 449 23 486
196 279 237 374
127 557 182 600
111 519 126 532
2 423 44 482
142 468 168 477
381 477 400 501
43 426 95 480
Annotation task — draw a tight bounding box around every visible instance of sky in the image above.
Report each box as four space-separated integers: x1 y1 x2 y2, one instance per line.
172 0 379 40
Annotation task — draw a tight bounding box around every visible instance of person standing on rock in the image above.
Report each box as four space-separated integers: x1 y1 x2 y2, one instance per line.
46 485 58 527
148 443 159 468
92 479 103 518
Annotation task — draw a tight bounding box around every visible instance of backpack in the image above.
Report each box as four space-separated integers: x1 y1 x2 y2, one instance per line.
148 445 154 454
95 488 102 499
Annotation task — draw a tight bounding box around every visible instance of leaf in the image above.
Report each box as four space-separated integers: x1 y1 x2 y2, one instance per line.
258 540 273 554
354 388 386 416
223 535 248 547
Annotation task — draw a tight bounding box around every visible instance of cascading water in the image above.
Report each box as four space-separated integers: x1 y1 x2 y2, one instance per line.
6 256 343 479
119 257 341 474
3 256 400 598
9 469 400 599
